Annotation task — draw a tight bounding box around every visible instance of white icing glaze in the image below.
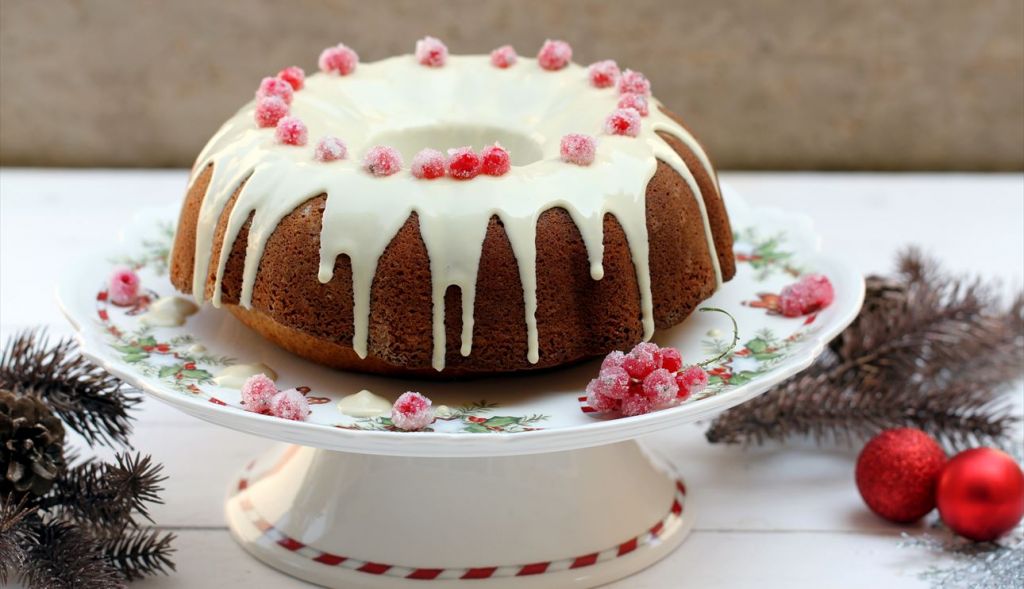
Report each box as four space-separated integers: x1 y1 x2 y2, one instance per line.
178 54 722 371
139 296 199 327
337 389 393 417
213 363 278 388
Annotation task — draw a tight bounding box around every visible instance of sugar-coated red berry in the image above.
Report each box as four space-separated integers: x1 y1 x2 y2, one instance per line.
642 368 679 405
480 143 511 176
537 39 572 71
490 45 518 68
241 373 278 415
778 274 835 317
593 366 631 400
256 76 294 105
675 365 709 401
660 347 683 373
270 388 310 421
363 145 403 176
274 116 308 146
600 350 626 372
604 107 642 137
618 69 651 95
277 66 305 91
411 148 446 179
108 266 140 306
631 342 663 368
588 60 620 88
622 346 658 379
446 146 481 180
415 36 448 67
392 391 434 431
618 92 649 116
314 136 348 162
586 387 621 413
620 394 655 417
319 43 359 75
560 133 596 166
254 96 289 128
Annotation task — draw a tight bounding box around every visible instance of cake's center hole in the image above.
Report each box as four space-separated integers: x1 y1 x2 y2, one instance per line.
369 125 544 166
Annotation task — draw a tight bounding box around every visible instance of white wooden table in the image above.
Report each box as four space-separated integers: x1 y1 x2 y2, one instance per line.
1 169 1022 588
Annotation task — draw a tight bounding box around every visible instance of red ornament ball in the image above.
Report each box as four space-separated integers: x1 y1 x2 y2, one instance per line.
937 448 1024 541
855 428 947 523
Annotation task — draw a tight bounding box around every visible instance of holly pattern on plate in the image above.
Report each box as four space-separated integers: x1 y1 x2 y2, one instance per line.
337 400 549 433
701 327 813 391
732 228 803 282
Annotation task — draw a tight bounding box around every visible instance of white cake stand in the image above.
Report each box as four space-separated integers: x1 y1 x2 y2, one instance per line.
58 188 863 588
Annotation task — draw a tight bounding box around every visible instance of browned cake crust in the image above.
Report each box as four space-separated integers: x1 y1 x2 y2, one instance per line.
169 108 735 377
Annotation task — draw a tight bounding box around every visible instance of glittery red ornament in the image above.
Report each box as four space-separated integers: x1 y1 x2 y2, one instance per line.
855 428 947 523
937 448 1024 541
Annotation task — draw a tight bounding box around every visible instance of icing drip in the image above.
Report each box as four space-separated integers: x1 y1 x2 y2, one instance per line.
180 55 722 371
139 296 199 327
213 363 278 388
337 389 392 417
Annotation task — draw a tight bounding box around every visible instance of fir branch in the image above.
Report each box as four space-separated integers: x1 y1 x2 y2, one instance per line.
100 526 176 581
0 495 33 584
20 520 126 589
41 453 167 529
0 329 140 447
707 248 1024 450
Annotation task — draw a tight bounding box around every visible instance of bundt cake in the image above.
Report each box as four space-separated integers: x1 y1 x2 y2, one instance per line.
169 39 736 378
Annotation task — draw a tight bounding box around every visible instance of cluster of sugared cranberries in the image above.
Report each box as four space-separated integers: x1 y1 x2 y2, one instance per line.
415 36 448 67
586 343 708 417
391 391 434 431
256 76 294 104
618 93 649 116
446 146 482 180
319 43 359 75
314 136 348 162
108 267 141 306
618 69 651 96
277 66 305 91
604 107 642 137
587 60 620 88
537 39 572 71
490 45 518 68
560 133 596 166
778 274 835 317
254 66 304 128
240 374 311 421
480 143 511 176
275 116 308 146
363 145 403 176
411 148 446 179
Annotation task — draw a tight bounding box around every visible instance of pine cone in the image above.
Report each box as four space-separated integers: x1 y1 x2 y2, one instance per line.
830 274 908 357
0 389 65 497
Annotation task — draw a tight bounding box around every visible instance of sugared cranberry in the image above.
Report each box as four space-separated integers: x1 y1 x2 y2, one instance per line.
415 36 448 67
241 373 277 415
490 45 518 68
660 347 683 373
537 39 572 71
274 116 308 146
363 145 403 176
255 96 288 128
314 136 348 162
108 267 140 306
675 365 709 401
622 345 658 379
778 274 835 317
411 148 446 179
618 93 649 116
319 43 359 75
642 368 679 405
560 133 596 166
269 388 310 421
620 394 655 417
277 66 305 91
604 108 642 137
392 392 434 431
480 143 511 176
446 146 481 180
588 60 620 88
618 69 651 95
256 76 294 105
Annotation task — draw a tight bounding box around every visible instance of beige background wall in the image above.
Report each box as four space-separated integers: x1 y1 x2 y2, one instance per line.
1 0 1022 170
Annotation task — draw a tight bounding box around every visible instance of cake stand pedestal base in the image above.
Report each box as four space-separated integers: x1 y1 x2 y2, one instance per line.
225 441 692 588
